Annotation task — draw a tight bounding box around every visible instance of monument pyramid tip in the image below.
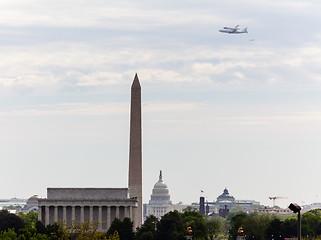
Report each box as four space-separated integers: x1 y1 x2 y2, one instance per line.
132 73 141 89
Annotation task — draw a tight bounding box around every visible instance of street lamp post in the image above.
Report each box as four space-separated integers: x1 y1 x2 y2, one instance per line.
288 203 301 240
186 226 193 240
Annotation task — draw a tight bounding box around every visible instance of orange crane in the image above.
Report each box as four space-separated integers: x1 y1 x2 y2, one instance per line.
269 196 287 207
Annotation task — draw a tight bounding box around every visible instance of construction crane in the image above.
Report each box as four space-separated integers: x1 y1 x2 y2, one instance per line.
269 196 287 207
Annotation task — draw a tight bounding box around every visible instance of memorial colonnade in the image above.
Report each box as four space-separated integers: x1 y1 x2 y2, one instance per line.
38 200 135 231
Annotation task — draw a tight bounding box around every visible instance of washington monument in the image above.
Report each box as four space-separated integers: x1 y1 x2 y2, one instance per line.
38 74 143 229
128 73 143 226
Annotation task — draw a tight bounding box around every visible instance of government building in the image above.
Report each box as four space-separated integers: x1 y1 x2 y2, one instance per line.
143 171 188 220
195 188 260 217
38 188 138 231
38 74 143 230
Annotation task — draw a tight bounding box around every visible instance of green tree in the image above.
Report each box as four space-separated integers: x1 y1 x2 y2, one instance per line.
265 218 283 240
18 212 38 226
107 217 134 240
228 212 248 240
18 225 50 240
44 222 63 239
207 219 222 240
281 217 297 238
156 211 185 240
0 226 50 240
226 211 245 222
71 220 106 239
245 214 271 240
0 228 18 239
119 218 135 240
0 210 25 233
138 231 154 240
229 212 272 240
181 210 208 240
136 215 158 240
107 231 120 240
302 210 321 237
107 218 122 239
34 221 47 235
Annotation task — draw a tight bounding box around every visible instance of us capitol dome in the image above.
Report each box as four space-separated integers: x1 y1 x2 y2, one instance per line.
144 171 188 220
149 170 172 205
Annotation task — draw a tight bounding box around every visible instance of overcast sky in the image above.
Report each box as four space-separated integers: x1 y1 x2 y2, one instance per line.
1 0 321 208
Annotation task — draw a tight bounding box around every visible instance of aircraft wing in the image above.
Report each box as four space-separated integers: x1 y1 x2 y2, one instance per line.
231 25 239 32
223 25 239 32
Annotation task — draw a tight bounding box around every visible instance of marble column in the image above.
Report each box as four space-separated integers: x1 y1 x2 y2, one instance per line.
129 206 132 220
90 206 93 222
45 206 50 225
72 206 75 222
107 207 111 229
38 207 42 222
116 206 119 218
125 206 128 218
81 207 84 223
63 206 67 222
98 206 102 229
54 206 58 222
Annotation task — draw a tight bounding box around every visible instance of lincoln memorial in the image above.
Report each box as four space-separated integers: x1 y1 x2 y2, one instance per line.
38 188 137 230
38 74 143 229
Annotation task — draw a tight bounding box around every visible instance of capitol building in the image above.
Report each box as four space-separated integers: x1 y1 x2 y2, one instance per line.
143 171 188 220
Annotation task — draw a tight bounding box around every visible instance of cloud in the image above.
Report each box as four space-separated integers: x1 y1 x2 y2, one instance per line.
0 101 203 118
207 110 321 126
1 44 321 93
3 99 320 132
0 102 129 117
144 101 201 112
0 0 321 95
0 1 124 28
192 61 256 75
0 42 321 94
0 0 218 29
137 69 201 84
77 72 125 87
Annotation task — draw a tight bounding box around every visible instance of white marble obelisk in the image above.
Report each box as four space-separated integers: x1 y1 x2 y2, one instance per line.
128 73 142 227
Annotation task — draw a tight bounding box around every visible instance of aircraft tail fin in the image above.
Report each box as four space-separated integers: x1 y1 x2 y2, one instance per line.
244 28 248 33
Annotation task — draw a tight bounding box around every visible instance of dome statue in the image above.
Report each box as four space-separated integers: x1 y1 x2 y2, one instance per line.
149 170 172 205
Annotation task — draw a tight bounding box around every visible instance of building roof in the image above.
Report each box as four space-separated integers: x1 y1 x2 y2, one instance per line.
217 188 235 203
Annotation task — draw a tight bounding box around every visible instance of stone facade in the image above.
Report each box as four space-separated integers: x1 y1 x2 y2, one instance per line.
38 188 137 231
46 188 129 200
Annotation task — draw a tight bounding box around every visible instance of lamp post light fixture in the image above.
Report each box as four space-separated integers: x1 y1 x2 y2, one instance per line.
288 203 302 240
186 226 193 240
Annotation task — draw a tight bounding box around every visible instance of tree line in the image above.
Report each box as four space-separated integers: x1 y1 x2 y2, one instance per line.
0 209 222 240
2 208 321 240
229 209 321 240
